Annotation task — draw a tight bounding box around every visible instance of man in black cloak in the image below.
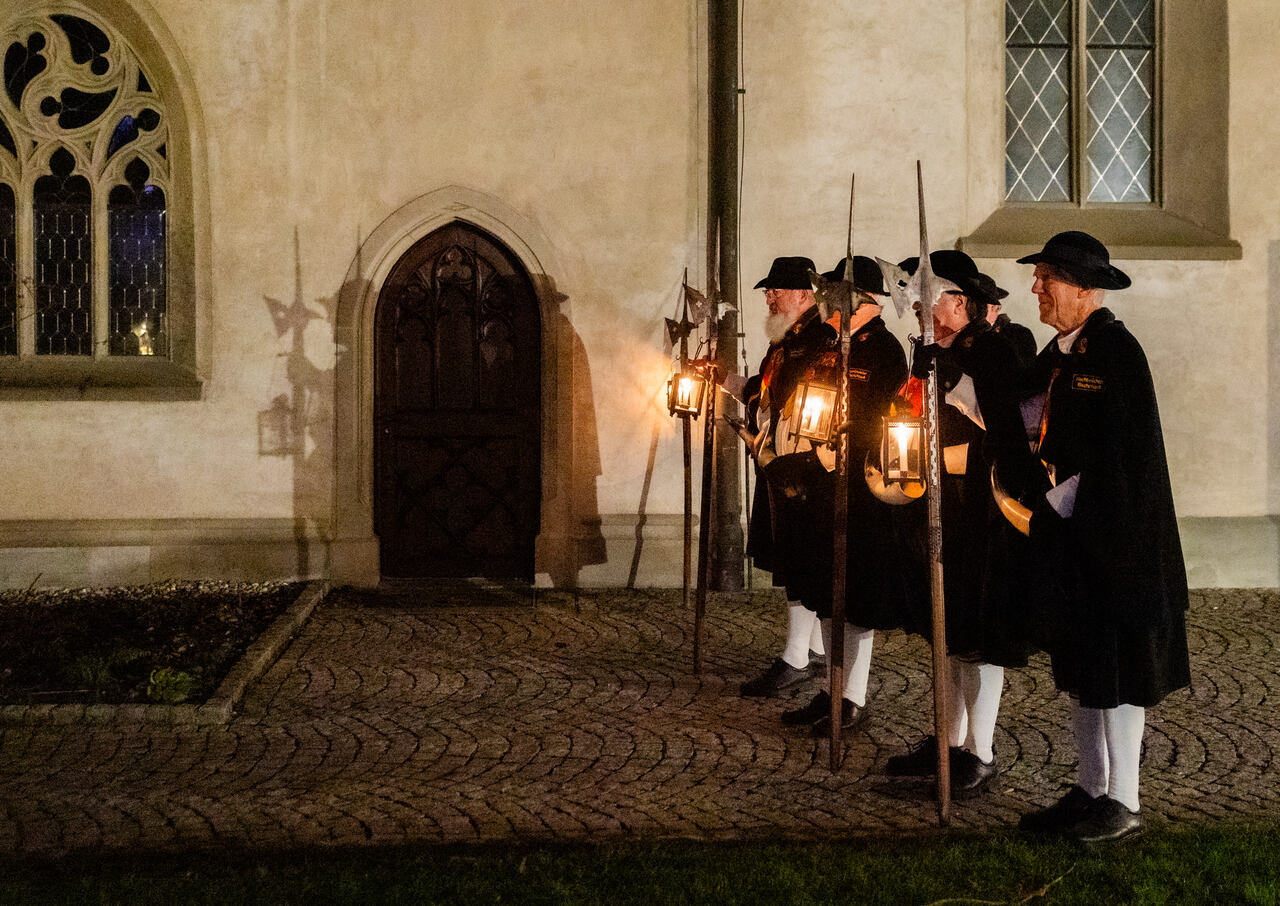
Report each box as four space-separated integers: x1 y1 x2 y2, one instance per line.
729 256 834 696
1013 231 1191 843
886 250 1035 797
777 256 908 736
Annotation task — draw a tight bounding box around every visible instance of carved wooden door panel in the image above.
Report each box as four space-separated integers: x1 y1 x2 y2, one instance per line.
374 223 541 580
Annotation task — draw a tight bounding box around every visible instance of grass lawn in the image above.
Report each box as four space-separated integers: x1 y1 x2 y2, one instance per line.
3 826 1278 905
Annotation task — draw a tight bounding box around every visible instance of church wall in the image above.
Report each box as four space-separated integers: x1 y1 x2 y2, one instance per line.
725 0 1280 587
0 0 703 586
1 0 1277 588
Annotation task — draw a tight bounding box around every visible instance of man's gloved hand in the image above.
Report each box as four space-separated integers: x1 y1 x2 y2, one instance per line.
1027 492 1062 540
910 339 941 380
1028 477 1080 541
690 357 724 384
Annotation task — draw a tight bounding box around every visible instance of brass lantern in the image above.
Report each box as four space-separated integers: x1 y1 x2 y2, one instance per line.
789 380 839 444
881 411 925 484
666 365 706 418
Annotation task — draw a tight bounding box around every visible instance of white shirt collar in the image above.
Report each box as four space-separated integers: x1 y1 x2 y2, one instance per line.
1056 323 1084 354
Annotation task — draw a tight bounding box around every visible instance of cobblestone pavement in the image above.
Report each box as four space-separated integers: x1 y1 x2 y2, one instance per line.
0 586 1276 857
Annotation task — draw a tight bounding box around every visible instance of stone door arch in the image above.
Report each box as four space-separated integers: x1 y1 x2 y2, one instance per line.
373 221 541 580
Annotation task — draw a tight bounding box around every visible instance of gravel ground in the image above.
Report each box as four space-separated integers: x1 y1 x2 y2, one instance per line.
0 580 304 706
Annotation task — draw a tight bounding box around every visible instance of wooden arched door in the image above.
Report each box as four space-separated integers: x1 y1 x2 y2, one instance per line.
374 222 542 580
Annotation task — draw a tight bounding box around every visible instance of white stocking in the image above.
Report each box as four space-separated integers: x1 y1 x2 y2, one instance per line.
842 625 875 707
1071 701 1108 799
1103 704 1145 812
809 612 826 657
960 662 1004 763
782 603 818 669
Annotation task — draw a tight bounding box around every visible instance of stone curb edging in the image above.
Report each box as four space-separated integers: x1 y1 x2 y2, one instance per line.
0 579 330 727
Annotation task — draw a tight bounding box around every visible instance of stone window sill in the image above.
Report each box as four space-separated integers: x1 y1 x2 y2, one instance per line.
0 358 203 401
959 205 1242 262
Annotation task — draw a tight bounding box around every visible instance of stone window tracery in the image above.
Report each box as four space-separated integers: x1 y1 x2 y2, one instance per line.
0 4 174 370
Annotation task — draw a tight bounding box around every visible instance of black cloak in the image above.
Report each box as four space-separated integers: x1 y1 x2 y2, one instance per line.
743 305 836 604
1025 308 1191 709
899 318 1038 666
803 315 909 627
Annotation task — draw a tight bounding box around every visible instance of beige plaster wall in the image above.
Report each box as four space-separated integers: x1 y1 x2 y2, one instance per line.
737 0 1279 529
2 0 1278 586
1 0 701 527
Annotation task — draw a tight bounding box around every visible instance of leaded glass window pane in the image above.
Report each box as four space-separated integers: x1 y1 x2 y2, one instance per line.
1005 0 1157 205
1086 47 1153 202
1005 0 1071 202
0 183 15 356
1007 0 1070 44
1005 46 1071 202
34 148 92 355
108 158 167 356
1087 0 1154 44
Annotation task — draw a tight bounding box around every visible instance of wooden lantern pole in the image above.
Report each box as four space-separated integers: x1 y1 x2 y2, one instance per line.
914 162 951 825
828 174 855 768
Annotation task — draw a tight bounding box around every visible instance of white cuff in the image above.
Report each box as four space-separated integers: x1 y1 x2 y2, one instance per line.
945 374 985 430
1046 473 1080 518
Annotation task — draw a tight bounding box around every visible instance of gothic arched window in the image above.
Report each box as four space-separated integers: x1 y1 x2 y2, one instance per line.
0 3 200 395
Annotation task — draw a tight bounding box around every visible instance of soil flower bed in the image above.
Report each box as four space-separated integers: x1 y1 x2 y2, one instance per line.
0 580 304 706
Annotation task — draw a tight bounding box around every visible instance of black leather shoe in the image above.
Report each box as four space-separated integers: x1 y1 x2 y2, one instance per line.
781 690 830 726
885 735 940 776
808 650 827 669
1019 785 1097 834
1071 796 1144 844
951 749 998 798
810 699 868 736
740 658 810 697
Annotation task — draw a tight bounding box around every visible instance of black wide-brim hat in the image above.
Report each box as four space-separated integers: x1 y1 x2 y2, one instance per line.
897 250 985 297
754 256 817 290
974 273 1008 306
1016 230 1130 290
819 255 887 296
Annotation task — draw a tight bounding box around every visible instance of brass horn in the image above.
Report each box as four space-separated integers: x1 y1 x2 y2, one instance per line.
864 451 925 505
990 462 1032 536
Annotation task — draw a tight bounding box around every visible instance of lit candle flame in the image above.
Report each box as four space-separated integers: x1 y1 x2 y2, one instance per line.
890 421 917 477
677 376 696 408
801 396 826 434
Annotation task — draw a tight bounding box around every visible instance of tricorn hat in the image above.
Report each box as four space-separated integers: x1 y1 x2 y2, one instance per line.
820 255 888 296
754 256 817 290
1016 231 1130 290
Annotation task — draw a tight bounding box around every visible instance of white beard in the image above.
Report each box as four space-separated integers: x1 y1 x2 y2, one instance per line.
764 309 800 343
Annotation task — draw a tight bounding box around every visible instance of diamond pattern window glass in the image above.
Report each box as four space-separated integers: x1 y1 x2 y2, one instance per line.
1086 0 1154 202
1006 0 1071 202
1005 0 1157 205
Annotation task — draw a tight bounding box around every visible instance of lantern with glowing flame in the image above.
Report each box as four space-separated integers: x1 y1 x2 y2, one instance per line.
666 365 707 418
788 380 839 445
880 411 925 484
